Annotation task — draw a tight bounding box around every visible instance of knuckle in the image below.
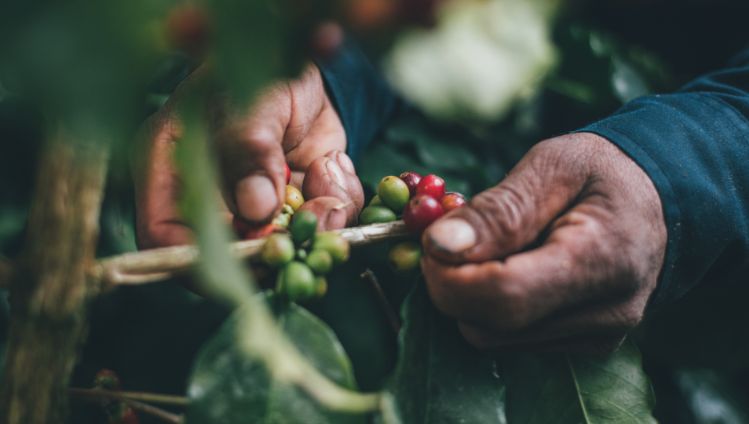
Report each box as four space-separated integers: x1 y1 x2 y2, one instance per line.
470 185 526 245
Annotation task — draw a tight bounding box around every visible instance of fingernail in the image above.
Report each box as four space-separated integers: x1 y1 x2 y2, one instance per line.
326 159 346 189
235 175 277 222
428 218 477 253
324 207 347 230
336 151 356 174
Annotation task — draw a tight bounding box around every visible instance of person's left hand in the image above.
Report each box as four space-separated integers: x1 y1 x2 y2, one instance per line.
135 63 364 249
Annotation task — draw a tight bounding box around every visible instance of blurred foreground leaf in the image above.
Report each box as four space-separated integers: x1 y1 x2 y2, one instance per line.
379 283 506 423
186 294 365 424
503 338 656 423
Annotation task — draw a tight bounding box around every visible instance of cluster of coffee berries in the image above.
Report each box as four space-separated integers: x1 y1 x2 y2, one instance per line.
360 171 466 234
233 164 303 240
261 210 350 303
94 369 139 424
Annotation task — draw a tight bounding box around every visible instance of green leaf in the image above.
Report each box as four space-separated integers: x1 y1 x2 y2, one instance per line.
380 283 506 423
186 295 365 424
503 338 656 423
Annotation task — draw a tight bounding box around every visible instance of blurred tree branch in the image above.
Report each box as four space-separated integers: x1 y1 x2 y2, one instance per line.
0 135 109 424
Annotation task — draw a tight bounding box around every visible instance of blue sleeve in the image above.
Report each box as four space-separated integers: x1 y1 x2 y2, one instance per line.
577 49 749 307
316 40 400 162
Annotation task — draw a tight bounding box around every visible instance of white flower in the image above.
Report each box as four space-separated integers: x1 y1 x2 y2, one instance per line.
384 0 557 123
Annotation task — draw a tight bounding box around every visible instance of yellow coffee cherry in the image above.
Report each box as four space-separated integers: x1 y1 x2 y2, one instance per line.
285 185 305 211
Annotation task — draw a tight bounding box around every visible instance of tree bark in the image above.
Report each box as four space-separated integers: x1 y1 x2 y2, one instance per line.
0 136 108 424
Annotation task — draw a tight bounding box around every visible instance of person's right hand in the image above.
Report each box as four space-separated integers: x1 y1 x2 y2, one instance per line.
134 64 364 249
420 133 667 352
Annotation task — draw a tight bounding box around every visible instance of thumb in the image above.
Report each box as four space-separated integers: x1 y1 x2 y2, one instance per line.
423 139 589 264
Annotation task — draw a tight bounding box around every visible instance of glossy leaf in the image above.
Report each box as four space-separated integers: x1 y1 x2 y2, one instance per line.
379 283 506 423
186 296 365 424
503 338 656 423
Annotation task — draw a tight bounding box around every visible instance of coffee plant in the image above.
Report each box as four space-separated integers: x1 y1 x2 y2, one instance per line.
3 1 749 423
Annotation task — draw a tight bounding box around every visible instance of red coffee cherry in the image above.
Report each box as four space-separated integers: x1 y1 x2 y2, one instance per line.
415 174 446 200
441 192 466 212
399 171 422 197
284 163 291 184
403 194 444 233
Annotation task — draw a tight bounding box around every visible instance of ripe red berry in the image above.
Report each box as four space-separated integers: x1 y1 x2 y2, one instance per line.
165 4 211 59
416 174 446 200
441 192 466 212
232 216 276 240
284 163 291 184
118 407 140 424
399 171 422 197
403 195 444 233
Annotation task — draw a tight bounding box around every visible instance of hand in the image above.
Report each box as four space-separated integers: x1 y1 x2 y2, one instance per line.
134 64 364 248
421 133 667 353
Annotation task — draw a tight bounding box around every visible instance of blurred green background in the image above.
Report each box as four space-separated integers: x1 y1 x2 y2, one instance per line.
2 0 749 422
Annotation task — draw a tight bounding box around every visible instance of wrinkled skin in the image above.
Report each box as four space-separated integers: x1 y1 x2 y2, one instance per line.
134 64 363 249
422 133 667 353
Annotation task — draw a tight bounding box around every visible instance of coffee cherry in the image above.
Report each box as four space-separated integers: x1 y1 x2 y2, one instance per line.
389 241 422 271
118 408 140 424
284 163 291 184
359 205 397 225
280 261 317 302
94 369 121 390
377 176 410 212
416 174 446 200
290 210 318 244
403 194 444 233
312 232 350 264
369 195 383 206
441 192 466 212
399 171 422 197
233 216 276 240
165 3 210 59
261 234 295 267
285 185 305 211
315 276 328 297
306 249 333 275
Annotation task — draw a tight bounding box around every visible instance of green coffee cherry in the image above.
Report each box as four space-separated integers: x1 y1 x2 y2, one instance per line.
315 276 328 297
296 248 308 260
388 241 422 272
281 261 317 302
290 210 318 244
359 205 397 225
312 232 350 264
377 176 410 212
306 249 333 275
261 234 294 267
369 195 383 206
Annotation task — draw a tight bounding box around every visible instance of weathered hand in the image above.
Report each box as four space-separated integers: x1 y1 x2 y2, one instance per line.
134 64 363 248
421 133 667 352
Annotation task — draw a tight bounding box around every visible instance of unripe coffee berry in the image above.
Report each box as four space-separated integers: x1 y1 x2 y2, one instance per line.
290 210 318 244
359 205 397 225
441 192 466 212
403 194 444 233
377 176 410 212
416 174 446 200
388 242 422 272
369 195 383 206
315 276 328 297
261 234 295 267
306 249 333 275
399 171 422 196
312 232 350 264
285 185 305 211
280 261 317 302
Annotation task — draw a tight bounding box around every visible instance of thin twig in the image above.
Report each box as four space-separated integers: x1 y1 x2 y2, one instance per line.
94 220 409 288
361 269 401 334
69 388 183 424
68 388 188 407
